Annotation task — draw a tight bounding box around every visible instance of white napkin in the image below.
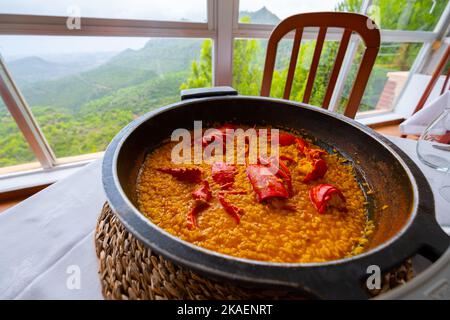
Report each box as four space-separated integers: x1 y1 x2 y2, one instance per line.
399 91 450 136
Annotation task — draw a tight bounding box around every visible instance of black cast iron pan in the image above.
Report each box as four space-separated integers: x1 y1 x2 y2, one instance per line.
102 87 449 299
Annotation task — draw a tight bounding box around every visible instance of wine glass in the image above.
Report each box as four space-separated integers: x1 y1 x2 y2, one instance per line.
416 106 450 201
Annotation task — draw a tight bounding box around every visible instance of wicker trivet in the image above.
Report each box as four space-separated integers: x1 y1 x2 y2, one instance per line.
95 203 413 300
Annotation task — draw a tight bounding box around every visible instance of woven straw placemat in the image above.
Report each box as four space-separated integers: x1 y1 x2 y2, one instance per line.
95 203 413 300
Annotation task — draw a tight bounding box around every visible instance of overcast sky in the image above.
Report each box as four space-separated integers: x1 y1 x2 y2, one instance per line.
0 0 342 60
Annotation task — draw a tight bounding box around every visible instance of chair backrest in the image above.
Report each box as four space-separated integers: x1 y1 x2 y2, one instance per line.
412 45 450 115
261 12 380 119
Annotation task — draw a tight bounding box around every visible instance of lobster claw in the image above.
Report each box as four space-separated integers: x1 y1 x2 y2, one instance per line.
309 184 347 214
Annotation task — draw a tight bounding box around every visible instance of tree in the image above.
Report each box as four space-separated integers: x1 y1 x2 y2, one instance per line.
180 40 213 89
182 0 445 113
181 16 263 95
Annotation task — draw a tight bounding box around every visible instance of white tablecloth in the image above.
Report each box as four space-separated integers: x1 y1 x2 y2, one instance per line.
0 135 449 300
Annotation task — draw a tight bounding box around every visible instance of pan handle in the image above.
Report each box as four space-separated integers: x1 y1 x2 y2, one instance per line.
414 211 450 261
180 86 238 101
289 216 449 299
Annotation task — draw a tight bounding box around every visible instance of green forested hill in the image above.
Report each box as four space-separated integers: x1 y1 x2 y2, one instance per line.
14 38 203 111
0 38 200 165
0 0 445 167
32 72 186 158
0 37 204 166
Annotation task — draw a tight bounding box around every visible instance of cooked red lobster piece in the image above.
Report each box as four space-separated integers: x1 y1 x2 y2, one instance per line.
211 162 237 189
217 193 243 224
192 180 212 202
306 148 327 160
246 162 289 203
186 202 210 230
157 167 202 183
278 133 297 146
292 137 328 183
260 156 294 196
202 124 236 148
309 184 347 214
296 137 309 154
276 134 312 158
187 180 212 229
299 158 328 183
280 154 296 164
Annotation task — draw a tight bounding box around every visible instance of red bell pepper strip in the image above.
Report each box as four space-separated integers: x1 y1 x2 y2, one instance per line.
186 202 210 230
217 193 243 224
211 162 237 189
157 167 202 183
192 180 212 202
309 184 347 214
246 164 289 202
302 158 328 183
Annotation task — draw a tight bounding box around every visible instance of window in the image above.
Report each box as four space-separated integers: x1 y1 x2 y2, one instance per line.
0 0 207 22
239 0 361 24
232 37 340 108
1 36 211 161
235 0 450 117
0 0 449 179
0 109 38 171
339 42 423 114
370 0 446 31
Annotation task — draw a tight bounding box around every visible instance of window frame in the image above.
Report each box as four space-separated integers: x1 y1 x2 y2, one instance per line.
0 0 449 181
232 0 450 118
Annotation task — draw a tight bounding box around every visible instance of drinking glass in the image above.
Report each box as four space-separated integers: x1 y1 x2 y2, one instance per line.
416 107 450 201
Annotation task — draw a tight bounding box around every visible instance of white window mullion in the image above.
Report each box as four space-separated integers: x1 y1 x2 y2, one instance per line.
213 0 235 86
207 0 216 31
0 55 56 169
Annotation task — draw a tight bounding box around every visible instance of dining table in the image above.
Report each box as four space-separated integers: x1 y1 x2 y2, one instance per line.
0 135 449 300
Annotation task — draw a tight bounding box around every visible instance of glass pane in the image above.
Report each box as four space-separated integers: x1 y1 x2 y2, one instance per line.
339 42 422 114
239 0 362 24
370 0 446 31
232 38 422 115
0 0 207 22
232 37 341 107
0 103 38 170
1 36 212 159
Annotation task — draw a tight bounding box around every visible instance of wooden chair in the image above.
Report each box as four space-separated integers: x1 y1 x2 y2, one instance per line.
412 45 450 115
400 45 450 138
261 12 380 119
